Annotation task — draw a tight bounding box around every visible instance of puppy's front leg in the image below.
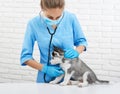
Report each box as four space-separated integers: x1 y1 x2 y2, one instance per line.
60 71 75 86
50 74 64 84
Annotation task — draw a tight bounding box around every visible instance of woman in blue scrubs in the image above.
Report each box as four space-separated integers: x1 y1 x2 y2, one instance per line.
20 0 87 83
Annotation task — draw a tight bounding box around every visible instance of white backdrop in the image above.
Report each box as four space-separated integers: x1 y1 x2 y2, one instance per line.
0 0 120 82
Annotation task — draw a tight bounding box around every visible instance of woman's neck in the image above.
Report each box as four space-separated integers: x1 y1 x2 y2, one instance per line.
52 25 57 29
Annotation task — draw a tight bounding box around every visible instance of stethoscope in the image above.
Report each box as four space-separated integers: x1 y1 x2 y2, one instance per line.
39 12 64 83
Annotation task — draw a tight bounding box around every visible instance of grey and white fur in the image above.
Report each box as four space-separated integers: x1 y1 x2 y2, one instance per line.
50 46 109 87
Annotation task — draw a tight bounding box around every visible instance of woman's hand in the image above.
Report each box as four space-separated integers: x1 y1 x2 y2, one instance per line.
41 64 64 77
64 49 79 59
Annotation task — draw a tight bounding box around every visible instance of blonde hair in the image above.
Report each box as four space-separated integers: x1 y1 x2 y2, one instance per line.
40 0 65 10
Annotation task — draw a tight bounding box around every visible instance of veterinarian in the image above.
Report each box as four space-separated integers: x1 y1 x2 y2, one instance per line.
20 0 87 83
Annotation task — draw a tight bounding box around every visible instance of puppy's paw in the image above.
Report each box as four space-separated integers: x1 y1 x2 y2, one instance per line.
60 82 67 86
78 82 88 87
78 83 83 87
67 81 72 85
49 81 57 84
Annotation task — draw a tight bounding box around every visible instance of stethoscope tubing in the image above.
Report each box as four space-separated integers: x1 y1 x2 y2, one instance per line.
39 11 64 82
44 27 57 83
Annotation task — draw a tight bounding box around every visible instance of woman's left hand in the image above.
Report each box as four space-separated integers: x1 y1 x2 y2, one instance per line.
64 49 79 59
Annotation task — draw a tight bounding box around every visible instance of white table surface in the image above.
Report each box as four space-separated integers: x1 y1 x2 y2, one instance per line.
0 83 120 94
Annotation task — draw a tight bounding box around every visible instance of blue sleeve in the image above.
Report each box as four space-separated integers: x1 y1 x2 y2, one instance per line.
20 21 36 66
72 14 88 50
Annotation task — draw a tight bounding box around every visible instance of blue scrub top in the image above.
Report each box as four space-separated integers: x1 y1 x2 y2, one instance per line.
20 11 87 83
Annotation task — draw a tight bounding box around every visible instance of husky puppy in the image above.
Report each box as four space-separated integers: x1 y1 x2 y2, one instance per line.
50 46 109 87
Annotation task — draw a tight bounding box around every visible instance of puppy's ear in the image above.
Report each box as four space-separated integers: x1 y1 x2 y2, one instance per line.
53 45 57 50
53 45 59 51
53 46 64 52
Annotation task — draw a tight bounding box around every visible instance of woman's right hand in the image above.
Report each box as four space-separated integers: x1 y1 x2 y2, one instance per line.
41 64 64 77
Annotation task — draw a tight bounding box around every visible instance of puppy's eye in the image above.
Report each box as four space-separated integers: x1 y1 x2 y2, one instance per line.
52 52 55 56
52 52 58 56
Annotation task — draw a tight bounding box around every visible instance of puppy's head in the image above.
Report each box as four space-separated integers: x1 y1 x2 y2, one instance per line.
50 46 64 65
52 46 64 56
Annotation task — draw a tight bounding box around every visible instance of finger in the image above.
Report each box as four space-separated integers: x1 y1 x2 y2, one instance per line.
65 51 73 57
55 71 64 76
59 70 64 74
66 49 73 54
55 67 62 70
